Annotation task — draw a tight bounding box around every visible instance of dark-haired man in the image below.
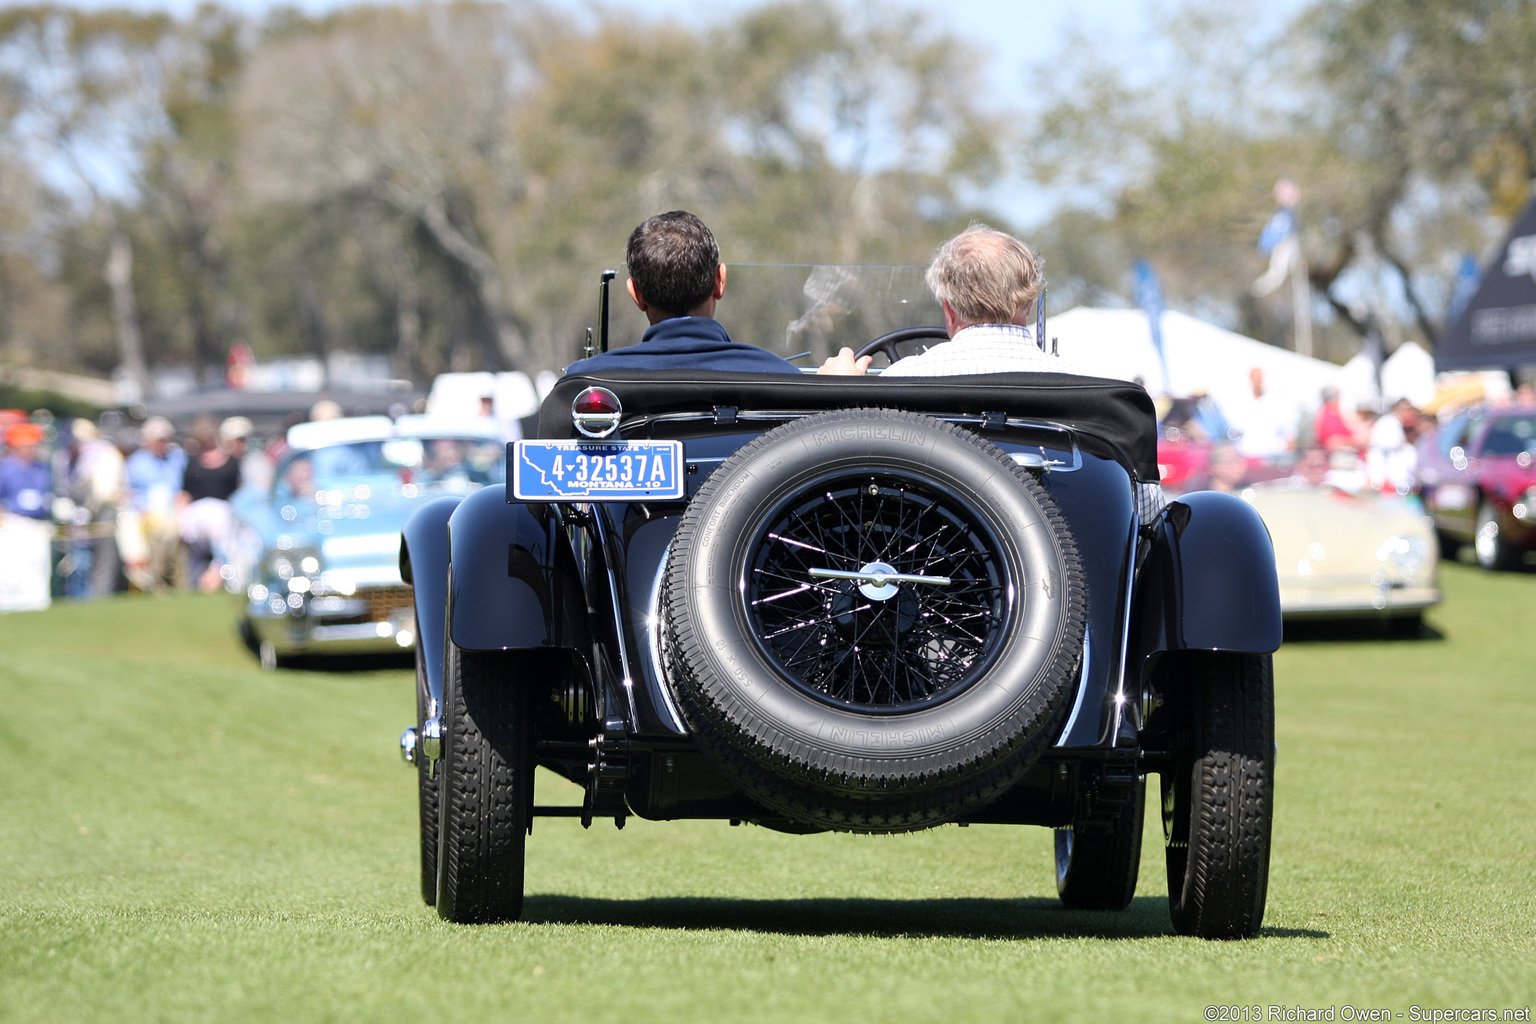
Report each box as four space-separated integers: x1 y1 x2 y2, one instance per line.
563 211 804 376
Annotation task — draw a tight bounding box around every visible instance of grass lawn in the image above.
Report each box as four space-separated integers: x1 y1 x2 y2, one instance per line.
2 562 1532 1022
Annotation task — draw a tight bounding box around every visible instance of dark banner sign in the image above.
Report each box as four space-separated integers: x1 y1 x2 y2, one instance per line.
1439 197 1536 371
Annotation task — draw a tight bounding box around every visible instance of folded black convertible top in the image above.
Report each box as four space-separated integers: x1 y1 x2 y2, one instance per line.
539 370 1159 482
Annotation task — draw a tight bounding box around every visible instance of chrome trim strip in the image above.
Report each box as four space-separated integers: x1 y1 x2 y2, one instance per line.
1109 512 1141 743
645 539 686 732
1055 632 1092 745
1010 447 1083 472
312 622 397 642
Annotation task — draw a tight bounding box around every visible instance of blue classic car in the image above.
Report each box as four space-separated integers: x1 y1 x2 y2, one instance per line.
398 266 1282 939
230 414 505 669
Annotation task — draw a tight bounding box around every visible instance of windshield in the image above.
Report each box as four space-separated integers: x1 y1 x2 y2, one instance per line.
277 435 506 498
600 263 944 367
1483 413 1536 456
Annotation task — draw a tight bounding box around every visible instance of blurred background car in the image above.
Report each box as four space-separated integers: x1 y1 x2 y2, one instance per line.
229 414 505 669
1415 404 1536 571
1238 449 1441 633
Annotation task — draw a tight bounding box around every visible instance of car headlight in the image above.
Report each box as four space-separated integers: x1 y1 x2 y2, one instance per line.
1376 534 1425 582
1515 486 1536 524
264 546 322 591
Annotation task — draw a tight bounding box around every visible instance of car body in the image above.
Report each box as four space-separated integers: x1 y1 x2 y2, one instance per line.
1241 478 1440 627
230 414 505 668
398 265 1283 939
1416 404 1536 570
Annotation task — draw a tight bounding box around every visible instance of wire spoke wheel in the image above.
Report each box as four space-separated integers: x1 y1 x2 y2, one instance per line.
663 408 1087 833
745 472 1011 713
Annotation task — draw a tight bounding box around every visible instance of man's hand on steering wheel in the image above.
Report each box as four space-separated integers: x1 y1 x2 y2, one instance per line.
817 348 874 375
816 325 949 376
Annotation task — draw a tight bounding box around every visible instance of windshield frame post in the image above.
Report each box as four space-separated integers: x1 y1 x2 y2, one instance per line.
598 269 617 354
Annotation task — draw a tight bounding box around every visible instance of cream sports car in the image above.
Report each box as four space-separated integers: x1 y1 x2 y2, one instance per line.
1241 478 1440 631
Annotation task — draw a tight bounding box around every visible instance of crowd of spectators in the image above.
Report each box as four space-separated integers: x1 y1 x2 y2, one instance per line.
1156 369 1536 498
2 364 1531 612
0 389 490 613
0 409 274 610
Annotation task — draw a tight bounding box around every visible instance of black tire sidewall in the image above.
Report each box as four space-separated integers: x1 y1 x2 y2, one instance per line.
669 409 1085 791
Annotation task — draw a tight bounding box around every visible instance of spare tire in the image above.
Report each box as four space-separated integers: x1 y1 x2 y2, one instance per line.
662 408 1087 832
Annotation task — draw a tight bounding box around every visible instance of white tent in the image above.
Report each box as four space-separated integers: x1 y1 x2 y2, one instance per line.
1047 307 1346 415
1328 341 1506 415
427 371 541 420
1381 341 1437 408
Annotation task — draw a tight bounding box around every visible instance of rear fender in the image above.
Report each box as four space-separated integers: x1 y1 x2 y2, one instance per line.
1134 490 1282 657
447 485 585 654
400 496 461 706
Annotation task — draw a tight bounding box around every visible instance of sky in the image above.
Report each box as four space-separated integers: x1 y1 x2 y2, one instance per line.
39 0 1158 79
600 0 1156 92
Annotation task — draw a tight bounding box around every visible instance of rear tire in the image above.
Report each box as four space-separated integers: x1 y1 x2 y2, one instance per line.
1475 501 1521 571
435 640 532 924
414 615 439 906
1162 652 1274 940
1055 777 1145 911
1435 530 1462 561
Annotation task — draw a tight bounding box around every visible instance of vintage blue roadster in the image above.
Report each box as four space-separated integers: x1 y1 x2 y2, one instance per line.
397 266 1281 939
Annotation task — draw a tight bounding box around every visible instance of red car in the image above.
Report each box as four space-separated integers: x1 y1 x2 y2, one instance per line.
1155 434 1210 493
1416 404 1536 570
1156 434 1292 496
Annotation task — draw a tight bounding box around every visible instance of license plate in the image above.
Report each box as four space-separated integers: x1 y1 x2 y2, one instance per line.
510 440 685 501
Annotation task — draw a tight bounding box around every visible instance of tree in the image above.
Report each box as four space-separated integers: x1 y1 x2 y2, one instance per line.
2 0 1016 384
1297 0 1536 345
1020 0 1536 361
0 5 180 395
0 155 73 368
136 3 249 386
236 3 541 372
236 0 1006 376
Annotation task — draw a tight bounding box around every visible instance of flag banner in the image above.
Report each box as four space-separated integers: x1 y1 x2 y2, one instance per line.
1258 206 1296 255
1446 254 1481 327
1133 260 1170 390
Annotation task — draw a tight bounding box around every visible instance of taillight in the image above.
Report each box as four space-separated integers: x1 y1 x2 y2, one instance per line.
572 386 622 438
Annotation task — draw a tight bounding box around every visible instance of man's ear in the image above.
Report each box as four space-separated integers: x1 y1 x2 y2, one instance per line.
712 264 727 301
941 299 961 337
626 278 648 312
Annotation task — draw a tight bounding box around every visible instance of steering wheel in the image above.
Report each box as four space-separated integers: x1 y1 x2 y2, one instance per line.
854 325 948 366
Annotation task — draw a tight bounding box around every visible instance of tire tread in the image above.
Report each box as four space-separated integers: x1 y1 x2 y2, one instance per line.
1166 652 1274 940
435 644 531 924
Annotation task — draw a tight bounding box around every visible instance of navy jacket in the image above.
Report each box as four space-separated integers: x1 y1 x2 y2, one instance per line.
563 317 801 376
